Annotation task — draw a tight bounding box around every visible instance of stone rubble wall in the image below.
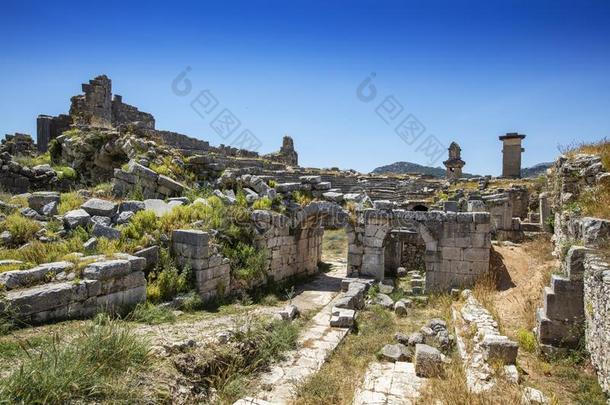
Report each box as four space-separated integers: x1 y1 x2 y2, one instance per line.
455 291 519 393
0 152 70 193
0 255 147 324
113 160 186 199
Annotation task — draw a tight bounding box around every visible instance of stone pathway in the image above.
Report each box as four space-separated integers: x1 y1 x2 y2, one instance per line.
353 361 424 405
235 261 350 404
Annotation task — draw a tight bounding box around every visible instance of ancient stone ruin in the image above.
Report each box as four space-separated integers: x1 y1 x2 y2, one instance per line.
0 74 607 404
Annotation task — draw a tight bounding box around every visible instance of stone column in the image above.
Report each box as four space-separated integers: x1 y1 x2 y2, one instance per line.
36 115 52 153
499 133 526 178
539 192 552 233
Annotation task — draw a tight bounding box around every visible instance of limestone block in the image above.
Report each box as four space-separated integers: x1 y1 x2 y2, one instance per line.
379 343 413 362
463 248 490 262
481 335 518 364
81 198 118 217
0 261 73 290
63 209 91 230
330 307 355 328
28 191 60 213
91 223 121 240
414 344 444 377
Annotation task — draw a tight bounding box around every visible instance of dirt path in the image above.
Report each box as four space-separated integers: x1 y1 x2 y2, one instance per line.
489 242 556 334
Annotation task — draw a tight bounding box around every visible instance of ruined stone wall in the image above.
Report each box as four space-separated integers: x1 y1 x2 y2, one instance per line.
172 230 231 302
111 95 155 129
252 208 324 282
583 254 610 394
113 160 186 199
0 255 146 324
151 130 211 153
36 114 72 153
349 209 491 291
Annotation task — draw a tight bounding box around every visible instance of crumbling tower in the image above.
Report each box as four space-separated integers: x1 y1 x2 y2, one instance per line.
499 133 526 178
443 142 465 180
279 135 298 166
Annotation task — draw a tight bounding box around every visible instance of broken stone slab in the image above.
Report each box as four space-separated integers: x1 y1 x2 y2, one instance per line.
91 215 112 227
330 307 356 328
414 344 445 377
299 175 321 184
373 200 393 210
83 237 98 250
379 343 413 362
0 261 74 290
82 259 132 281
407 332 425 346
157 174 185 194
144 199 172 217
134 245 159 270
275 182 302 193
27 191 60 213
521 387 549 404
115 210 134 225
481 335 518 365
341 277 375 292
41 201 58 216
91 222 121 240
119 200 145 213
278 304 299 321
63 209 91 230
428 318 448 334
322 191 344 203
394 300 408 316
81 198 118 217
373 293 394 309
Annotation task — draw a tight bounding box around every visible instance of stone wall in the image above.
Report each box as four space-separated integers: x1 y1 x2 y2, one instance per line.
171 229 231 302
0 152 66 193
0 255 146 324
583 254 610 394
348 208 492 292
113 160 187 199
111 95 155 129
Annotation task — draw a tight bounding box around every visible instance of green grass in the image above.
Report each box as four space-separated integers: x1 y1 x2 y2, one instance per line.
57 192 85 215
0 314 150 403
146 249 191 303
0 213 41 246
127 302 177 324
13 153 51 167
517 328 537 353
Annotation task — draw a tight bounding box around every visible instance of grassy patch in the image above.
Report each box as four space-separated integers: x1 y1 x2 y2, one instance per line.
146 249 191 303
0 314 149 403
322 229 347 260
128 302 177 324
0 213 41 246
13 153 51 167
57 192 85 215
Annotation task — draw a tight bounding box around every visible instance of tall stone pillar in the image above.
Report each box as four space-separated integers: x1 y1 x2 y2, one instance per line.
36 115 52 153
499 133 526 178
443 141 465 180
539 192 552 232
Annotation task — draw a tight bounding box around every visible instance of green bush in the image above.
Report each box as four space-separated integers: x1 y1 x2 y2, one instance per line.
0 314 149 403
252 197 273 210
121 210 159 243
0 213 41 246
58 192 85 215
146 250 191 303
223 242 267 281
48 139 62 163
54 165 77 180
517 328 537 352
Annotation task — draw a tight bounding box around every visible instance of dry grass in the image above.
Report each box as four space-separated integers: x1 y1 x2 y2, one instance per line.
563 138 610 169
322 229 348 261
417 354 522 405
296 296 453 404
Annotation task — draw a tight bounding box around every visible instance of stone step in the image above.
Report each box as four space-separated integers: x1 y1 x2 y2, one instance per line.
543 284 584 322
521 222 542 232
535 308 581 347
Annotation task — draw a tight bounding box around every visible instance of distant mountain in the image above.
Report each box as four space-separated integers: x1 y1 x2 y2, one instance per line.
371 161 476 178
371 160 554 179
521 162 553 178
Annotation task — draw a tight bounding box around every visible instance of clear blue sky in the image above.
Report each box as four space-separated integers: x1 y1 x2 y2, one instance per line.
1 0 610 175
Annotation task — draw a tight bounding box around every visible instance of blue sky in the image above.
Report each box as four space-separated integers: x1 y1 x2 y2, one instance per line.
1 0 610 175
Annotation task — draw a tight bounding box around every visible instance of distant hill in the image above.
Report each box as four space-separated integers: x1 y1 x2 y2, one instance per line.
521 162 553 178
372 160 553 179
371 161 476 178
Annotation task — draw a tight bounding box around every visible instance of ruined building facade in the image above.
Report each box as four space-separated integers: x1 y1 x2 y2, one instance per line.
37 75 155 152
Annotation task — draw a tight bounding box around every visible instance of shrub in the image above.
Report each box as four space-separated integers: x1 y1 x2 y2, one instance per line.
252 197 273 210
147 250 191 303
58 192 85 215
14 153 51 167
0 314 149 403
223 242 267 281
0 213 41 245
517 329 537 352
48 139 62 163
292 190 313 206
54 165 77 180
128 302 176 324
0 228 89 266
121 210 159 243
177 291 205 312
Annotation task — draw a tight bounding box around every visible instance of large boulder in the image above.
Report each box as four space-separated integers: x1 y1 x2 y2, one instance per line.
28 191 60 214
379 343 413 362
